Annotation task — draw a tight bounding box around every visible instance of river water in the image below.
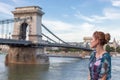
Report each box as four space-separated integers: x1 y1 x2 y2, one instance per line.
0 54 120 80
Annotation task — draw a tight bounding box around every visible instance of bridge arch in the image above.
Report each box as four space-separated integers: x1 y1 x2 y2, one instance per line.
19 22 30 40
19 22 27 40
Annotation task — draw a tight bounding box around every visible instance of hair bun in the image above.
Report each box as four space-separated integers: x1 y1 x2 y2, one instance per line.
105 33 110 43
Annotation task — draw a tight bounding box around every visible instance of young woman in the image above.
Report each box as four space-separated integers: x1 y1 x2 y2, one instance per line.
88 31 111 80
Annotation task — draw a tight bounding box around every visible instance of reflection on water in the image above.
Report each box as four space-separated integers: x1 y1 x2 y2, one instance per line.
7 64 49 80
0 54 120 80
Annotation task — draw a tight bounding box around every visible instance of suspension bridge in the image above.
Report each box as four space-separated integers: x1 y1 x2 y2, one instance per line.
0 6 92 64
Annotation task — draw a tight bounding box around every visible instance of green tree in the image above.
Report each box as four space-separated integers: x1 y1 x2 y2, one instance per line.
110 47 115 52
116 46 120 53
105 45 111 52
105 45 115 52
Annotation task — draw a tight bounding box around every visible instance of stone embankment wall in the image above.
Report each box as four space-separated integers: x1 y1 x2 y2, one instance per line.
0 45 9 53
46 51 91 58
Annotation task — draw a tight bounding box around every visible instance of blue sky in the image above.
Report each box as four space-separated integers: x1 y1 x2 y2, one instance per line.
0 0 120 42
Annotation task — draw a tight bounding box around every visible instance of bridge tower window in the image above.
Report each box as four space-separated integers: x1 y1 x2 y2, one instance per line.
19 22 29 40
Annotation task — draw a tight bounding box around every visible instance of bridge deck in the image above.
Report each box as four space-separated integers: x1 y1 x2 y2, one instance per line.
0 38 31 46
0 38 92 51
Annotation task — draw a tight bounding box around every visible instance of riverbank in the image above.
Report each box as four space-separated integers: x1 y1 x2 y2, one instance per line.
46 51 91 58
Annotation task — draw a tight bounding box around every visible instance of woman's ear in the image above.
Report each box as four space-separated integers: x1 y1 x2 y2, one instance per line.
96 39 99 45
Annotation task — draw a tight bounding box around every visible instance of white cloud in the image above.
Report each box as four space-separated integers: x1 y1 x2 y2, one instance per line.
99 0 110 2
43 20 73 32
0 2 14 15
71 6 77 10
11 0 22 3
74 11 96 22
62 14 69 18
103 8 120 19
42 19 120 42
42 19 96 42
12 0 18 3
74 7 120 23
111 0 120 7
74 11 107 23
81 23 95 30
11 0 27 5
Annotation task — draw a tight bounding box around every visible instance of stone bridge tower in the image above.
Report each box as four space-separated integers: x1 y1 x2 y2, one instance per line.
6 6 49 64
12 6 43 42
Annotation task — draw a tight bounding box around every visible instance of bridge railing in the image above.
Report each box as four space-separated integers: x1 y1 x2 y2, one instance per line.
0 17 32 39
0 22 13 39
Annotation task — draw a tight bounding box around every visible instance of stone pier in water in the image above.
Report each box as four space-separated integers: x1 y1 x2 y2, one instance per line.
5 6 49 64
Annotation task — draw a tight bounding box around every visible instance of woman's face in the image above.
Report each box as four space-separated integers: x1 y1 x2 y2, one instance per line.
90 36 99 48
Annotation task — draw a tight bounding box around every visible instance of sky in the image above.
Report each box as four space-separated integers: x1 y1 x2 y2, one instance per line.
0 0 120 42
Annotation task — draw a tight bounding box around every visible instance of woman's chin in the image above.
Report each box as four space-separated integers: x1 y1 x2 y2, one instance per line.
90 46 95 48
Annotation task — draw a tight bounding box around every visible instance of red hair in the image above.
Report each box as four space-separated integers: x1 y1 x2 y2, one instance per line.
93 31 110 45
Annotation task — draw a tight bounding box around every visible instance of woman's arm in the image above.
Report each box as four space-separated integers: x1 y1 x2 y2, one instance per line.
88 72 90 80
100 53 111 80
100 74 107 80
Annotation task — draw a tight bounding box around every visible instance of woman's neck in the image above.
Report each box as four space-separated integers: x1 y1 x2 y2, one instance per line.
95 45 105 58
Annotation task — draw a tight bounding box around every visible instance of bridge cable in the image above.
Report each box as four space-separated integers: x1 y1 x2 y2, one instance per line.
41 24 69 45
0 22 1 38
41 33 57 43
2 21 4 38
6 21 9 38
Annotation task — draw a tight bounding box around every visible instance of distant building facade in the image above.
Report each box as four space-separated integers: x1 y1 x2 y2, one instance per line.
83 37 92 43
46 37 119 51
107 38 118 49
